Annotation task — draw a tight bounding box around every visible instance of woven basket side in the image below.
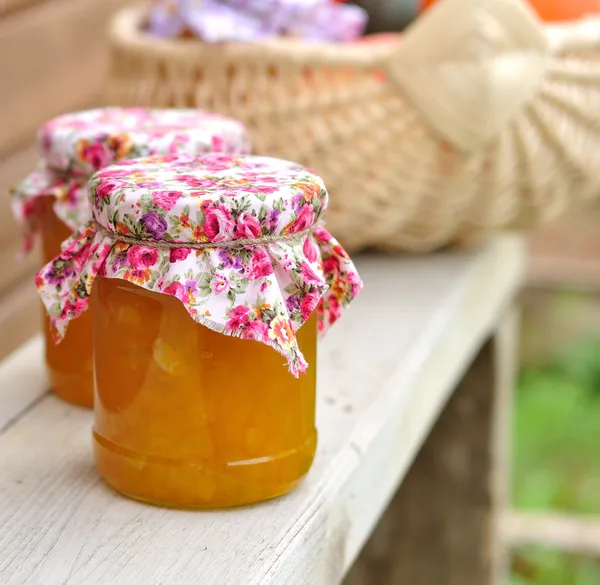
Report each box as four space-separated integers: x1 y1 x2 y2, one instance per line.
105 2 600 253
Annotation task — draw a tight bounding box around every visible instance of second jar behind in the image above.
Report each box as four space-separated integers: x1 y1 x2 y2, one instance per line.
12 107 251 407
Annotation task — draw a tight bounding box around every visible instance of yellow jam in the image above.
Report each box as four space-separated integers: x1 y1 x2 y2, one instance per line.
40 197 94 408
92 278 317 508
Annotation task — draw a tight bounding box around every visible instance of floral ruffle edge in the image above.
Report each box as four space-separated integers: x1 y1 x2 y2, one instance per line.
36 223 362 377
11 164 91 254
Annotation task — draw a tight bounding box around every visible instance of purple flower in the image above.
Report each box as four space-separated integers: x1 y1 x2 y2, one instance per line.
184 279 198 296
141 211 168 239
286 295 301 313
147 0 186 38
219 248 243 269
266 209 281 232
45 258 75 286
291 193 303 211
111 248 129 270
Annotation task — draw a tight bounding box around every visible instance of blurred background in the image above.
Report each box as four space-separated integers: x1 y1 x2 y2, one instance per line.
2 1 600 583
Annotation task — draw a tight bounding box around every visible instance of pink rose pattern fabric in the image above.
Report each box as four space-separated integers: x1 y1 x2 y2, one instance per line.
36 154 362 376
11 107 251 253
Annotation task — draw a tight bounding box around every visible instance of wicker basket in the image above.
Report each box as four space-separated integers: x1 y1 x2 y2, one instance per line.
106 0 600 252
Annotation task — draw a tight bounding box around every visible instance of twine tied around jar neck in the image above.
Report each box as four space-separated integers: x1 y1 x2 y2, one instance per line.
95 221 319 250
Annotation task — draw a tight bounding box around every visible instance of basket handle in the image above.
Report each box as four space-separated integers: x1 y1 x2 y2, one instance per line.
381 0 552 152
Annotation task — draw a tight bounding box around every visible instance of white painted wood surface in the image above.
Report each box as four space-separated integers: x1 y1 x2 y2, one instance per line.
0 237 526 585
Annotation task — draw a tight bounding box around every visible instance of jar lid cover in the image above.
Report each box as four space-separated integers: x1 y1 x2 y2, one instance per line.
37 154 362 376
11 108 250 253
90 154 326 244
39 107 250 174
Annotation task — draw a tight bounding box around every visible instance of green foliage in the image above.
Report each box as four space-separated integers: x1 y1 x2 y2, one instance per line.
509 548 600 585
510 336 600 584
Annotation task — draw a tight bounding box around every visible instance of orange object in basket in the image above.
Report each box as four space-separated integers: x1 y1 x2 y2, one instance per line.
419 0 600 22
355 33 401 82
356 32 402 44
302 33 400 87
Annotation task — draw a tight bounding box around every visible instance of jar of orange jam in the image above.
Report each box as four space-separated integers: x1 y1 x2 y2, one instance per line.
39 195 95 406
12 107 250 408
37 153 362 508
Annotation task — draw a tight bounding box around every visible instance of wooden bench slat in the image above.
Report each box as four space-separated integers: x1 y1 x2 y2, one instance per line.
0 278 41 362
0 238 526 585
503 511 600 558
0 335 45 432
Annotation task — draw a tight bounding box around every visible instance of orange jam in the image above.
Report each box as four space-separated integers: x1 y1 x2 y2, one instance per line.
92 278 318 508
420 0 599 21
40 197 94 408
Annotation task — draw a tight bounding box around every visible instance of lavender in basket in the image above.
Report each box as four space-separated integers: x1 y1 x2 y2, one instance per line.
147 0 368 42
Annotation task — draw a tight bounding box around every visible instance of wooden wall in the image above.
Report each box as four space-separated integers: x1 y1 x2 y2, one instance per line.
0 0 123 359
527 206 600 291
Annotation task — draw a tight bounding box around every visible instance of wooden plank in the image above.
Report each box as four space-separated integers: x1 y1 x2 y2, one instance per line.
527 208 600 291
0 145 41 361
519 286 600 368
0 237 526 585
0 0 48 18
346 308 519 585
503 511 600 558
528 212 600 256
0 0 121 157
528 255 600 292
0 145 40 296
0 335 46 433
0 278 41 361
492 308 519 530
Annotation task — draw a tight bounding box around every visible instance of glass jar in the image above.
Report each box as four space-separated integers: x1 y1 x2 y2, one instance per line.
36 153 361 508
13 108 250 408
92 279 317 508
39 197 94 407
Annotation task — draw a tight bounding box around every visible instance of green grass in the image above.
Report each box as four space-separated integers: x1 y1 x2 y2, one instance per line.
510 338 600 584
509 549 600 585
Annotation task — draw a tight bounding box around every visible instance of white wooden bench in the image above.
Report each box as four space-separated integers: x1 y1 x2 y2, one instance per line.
0 236 526 585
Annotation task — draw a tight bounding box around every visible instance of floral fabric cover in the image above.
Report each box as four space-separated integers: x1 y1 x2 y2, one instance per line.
147 0 368 42
37 154 362 376
11 107 251 252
